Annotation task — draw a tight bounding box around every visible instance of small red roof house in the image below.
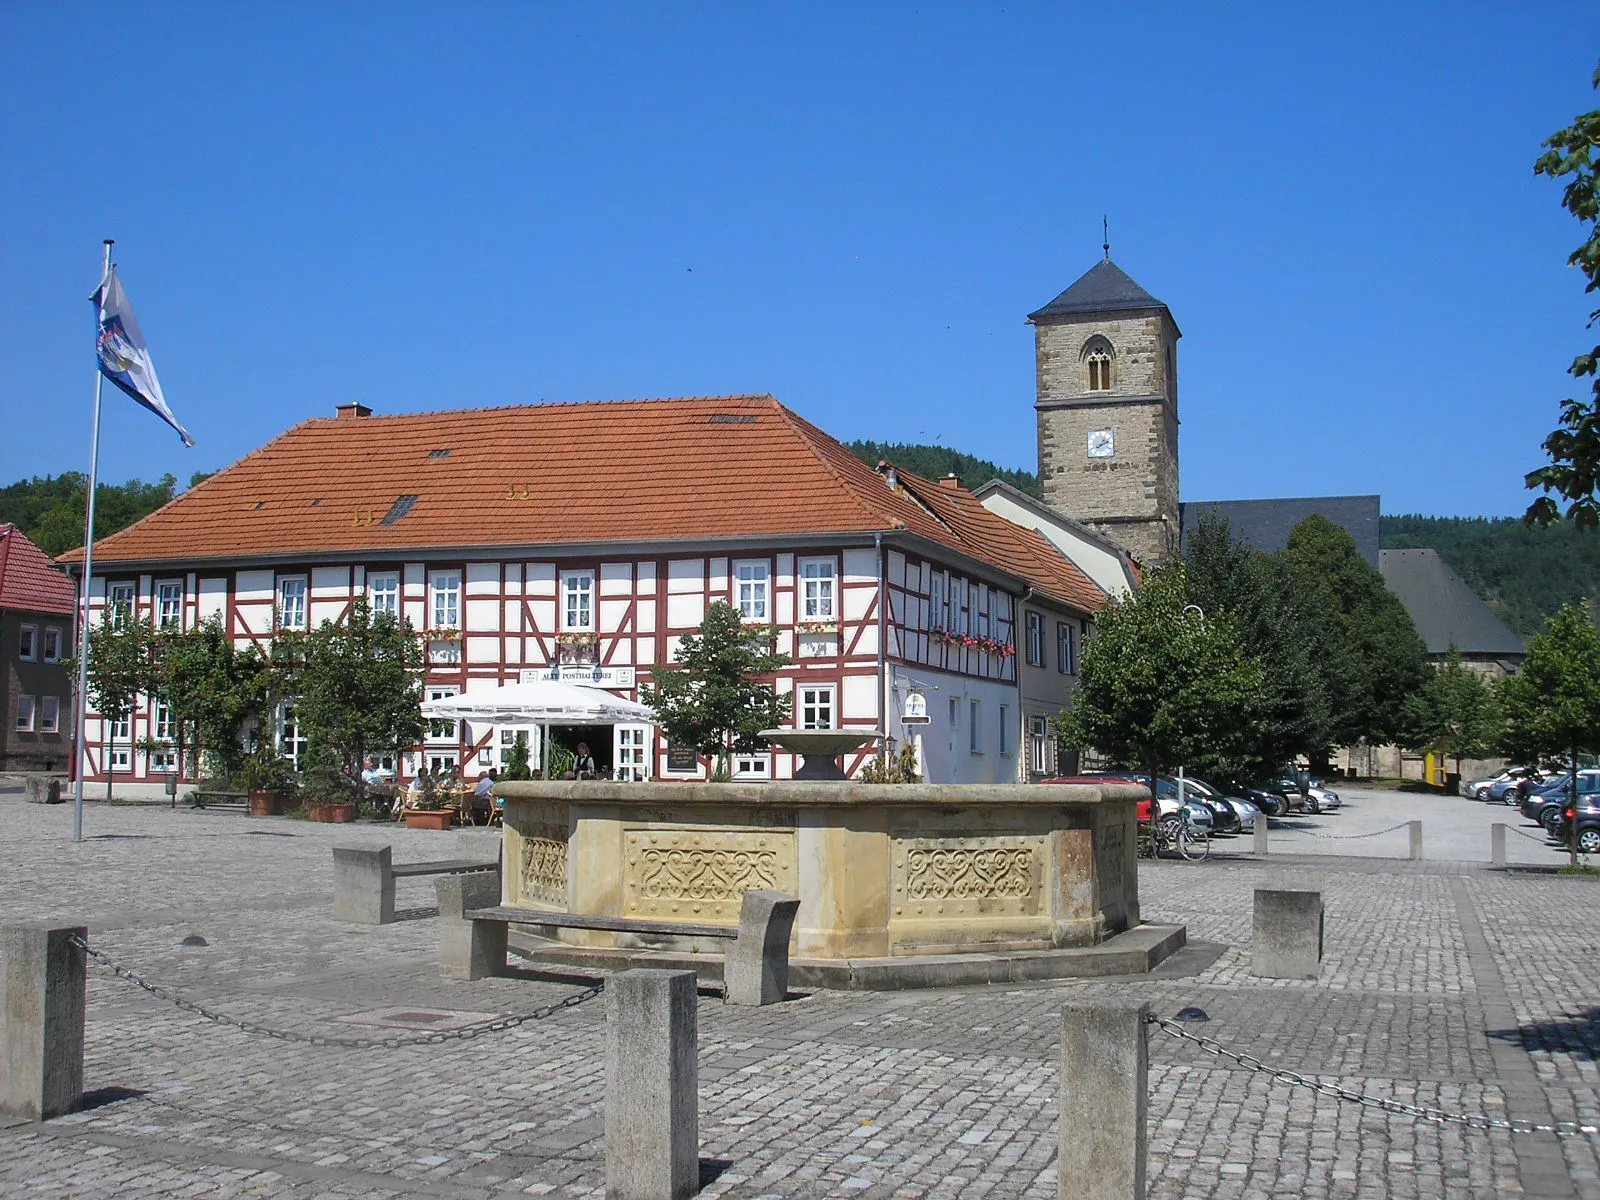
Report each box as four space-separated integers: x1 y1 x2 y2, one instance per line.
60 396 1106 789
1 524 76 772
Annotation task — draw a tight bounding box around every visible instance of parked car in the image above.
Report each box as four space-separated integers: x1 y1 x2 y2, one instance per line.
1222 795 1262 832
1043 773 1215 838
1275 776 1342 814
1214 778 1291 817
1153 776 1240 834
1561 796 1600 855
1521 771 1600 834
1307 784 1342 812
1465 766 1535 801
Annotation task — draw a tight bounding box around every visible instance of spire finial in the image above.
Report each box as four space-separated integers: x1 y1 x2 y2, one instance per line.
1102 215 1110 260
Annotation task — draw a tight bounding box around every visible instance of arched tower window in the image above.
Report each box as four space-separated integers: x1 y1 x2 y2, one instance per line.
1080 336 1115 392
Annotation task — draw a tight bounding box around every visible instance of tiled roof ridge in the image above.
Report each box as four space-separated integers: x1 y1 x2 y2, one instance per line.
0 522 77 614
298 393 778 425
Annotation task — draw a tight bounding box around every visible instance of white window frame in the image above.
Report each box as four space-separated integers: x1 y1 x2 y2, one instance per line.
929 573 946 630
734 559 771 623
279 703 308 765
18 624 37 661
107 582 136 627
999 704 1012 756
426 686 459 742
149 746 177 773
560 570 595 632
427 751 459 776
156 581 183 629
614 724 650 781
108 746 131 771
1030 715 1052 775
153 701 175 742
429 570 461 631
42 626 63 663
14 694 36 732
111 714 131 741
952 579 968 635
799 685 836 731
277 576 308 631
40 696 60 735
798 558 836 620
1026 612 1045 667
733 752 771 780
368 571 400 617
969 699 981 754
976 586 989 638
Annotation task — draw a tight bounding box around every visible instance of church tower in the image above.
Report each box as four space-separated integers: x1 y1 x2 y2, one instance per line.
1030 256 1181 566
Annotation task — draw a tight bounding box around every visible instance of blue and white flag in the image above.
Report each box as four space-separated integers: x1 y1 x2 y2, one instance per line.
93 267 194 447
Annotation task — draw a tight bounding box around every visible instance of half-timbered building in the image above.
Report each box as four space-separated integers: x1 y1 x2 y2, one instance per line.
62 395 1106 791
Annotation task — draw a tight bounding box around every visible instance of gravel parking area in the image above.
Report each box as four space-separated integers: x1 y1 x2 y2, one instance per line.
1 799 1596 1199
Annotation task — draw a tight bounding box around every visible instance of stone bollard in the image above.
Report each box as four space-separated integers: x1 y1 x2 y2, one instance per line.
436 872 506 981
1 923 87 1122
332 845 394 924
1252 889 1323 979
1253 819 1268 855
1491 823 1507 867
606 969 699 1200
1059 1001 1149 1200
1408 820 1423 861
724 891 800 1007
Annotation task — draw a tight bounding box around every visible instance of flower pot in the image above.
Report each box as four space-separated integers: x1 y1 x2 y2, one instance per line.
247 789 281 817
308 803 356 823
404 808 454 831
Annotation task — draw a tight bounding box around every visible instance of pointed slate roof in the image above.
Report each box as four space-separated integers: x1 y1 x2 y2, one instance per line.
1379 549 1526 659
1028 258 1170 322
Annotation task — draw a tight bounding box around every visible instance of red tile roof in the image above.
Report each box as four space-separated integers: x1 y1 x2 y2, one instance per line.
62 395 1104 612
0 524 76 616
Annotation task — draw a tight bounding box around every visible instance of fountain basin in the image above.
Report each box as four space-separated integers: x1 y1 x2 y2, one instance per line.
756 727 882 780
495 780 1143 960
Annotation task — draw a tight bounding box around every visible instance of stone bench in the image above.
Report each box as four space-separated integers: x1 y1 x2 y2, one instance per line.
332 844 499 924
188 789 248 812
436 880 800 1007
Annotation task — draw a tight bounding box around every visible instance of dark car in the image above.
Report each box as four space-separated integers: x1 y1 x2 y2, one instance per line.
1522 771 1600 834
1151 776 1240 834
1563 796 1600 855
1213 777 1291 817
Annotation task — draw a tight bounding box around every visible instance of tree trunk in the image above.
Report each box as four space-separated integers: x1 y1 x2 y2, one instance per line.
105 726 115 805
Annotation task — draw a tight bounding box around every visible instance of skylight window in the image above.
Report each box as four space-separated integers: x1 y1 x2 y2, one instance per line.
379 494 419 526
428 448 452 458
708 414 757 424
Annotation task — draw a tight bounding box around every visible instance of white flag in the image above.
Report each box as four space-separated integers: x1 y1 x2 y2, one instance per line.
93 267 194 447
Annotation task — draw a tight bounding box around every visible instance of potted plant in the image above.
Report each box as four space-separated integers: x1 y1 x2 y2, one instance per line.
235 749 294 817
403 768 454 830
300 743 358 823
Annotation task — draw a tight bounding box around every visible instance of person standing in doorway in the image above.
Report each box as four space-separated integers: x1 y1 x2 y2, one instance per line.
574 742 597 780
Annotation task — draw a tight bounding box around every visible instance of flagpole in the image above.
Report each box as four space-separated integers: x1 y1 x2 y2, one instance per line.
71 238 114 843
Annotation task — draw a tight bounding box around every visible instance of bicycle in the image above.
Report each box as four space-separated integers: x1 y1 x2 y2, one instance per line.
1137 810 1211 861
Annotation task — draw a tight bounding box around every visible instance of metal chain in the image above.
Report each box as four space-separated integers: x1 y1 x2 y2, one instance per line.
1145 1014 1599 1139
70 935 603 1048
1288 821 1413 841
1506 823 1556 846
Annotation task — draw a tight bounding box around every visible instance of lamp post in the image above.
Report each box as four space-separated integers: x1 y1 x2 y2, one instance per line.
1175 605 1205 810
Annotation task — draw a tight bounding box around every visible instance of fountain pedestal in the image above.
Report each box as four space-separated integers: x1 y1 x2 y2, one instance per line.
756 727 881 781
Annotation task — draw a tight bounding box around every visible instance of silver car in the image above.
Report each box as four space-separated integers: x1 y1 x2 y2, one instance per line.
1224 796 1262 831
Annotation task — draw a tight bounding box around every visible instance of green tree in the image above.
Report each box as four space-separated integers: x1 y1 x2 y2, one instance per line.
0 472 205 556
273 600 427 800
80 614 158 801
844 441 1039 497
1282 515 1429 761
1401 648 1502 779
1183 513 1333 775
1527 63 1600 531
1056 563 1264 782
641 601 793 779
1498 602 1600 864
151 617 273 783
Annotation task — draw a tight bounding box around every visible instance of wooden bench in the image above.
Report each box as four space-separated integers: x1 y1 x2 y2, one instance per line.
434 878 800 1007
187 789 248 813
332 844 499 925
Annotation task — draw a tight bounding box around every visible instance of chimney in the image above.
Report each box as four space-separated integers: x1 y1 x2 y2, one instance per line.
938 472 962 490
336 402 373 419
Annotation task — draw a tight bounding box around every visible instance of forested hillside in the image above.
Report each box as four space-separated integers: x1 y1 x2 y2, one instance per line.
1380 515 1599 638
0 472 211 557
844 441 1040 497
840 442 1596 638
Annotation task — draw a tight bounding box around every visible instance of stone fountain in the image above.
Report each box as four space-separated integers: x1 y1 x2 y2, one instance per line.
755 727 880 780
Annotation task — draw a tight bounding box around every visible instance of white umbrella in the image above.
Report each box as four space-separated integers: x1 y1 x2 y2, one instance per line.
420 679 656 777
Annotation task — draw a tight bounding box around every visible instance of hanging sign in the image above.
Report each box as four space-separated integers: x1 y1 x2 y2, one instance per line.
902 689 930 725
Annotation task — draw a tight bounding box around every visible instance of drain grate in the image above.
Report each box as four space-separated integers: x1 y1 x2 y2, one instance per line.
336 1006 499 1031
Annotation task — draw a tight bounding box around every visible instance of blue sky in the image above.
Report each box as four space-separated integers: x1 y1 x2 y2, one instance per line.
3 4 1598 518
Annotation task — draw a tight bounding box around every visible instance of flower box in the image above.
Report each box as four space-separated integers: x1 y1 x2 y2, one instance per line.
308 803 357 823
404 808 455 831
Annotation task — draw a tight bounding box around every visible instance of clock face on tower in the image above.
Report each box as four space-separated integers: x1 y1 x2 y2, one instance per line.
1087 429 1115 459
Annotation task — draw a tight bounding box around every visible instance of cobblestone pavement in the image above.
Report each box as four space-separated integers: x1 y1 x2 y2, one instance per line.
1 800 1596 1199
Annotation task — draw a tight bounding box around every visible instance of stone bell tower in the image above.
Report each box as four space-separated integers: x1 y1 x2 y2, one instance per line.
1030 255 1181 567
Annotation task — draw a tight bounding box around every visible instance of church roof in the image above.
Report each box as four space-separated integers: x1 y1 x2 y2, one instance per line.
1379 549 1526 659
1180 496 1382 569
1028 259 1170 322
